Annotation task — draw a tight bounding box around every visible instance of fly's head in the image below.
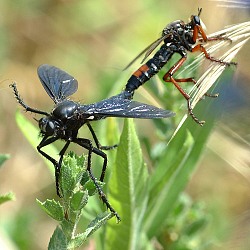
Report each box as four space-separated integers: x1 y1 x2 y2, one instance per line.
38 101 80 138
184 8 204 45
39 116 63 137
189 8 202 29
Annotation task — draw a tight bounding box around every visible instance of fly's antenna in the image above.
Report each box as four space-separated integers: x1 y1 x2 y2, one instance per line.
10 82 50 116
198 7 202 17
10 83 27 109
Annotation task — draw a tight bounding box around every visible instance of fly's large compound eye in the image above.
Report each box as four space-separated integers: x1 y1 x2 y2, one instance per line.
193 15 200 25
39 117 55 136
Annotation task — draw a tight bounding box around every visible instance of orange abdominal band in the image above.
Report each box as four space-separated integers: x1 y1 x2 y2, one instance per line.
133 64 150 77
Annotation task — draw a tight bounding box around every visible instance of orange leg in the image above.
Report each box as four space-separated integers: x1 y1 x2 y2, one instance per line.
201 35 232 43
193 23 236 65
166 76 218 98
192 44 237 66
194 23 233 44
163 57 205 125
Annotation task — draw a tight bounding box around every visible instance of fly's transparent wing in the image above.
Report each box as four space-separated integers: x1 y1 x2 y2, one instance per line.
123 34 170 70
82 93 175 119
37 64 78 103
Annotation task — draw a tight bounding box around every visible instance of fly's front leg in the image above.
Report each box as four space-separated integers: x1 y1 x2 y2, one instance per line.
198 34 233 43
163 55 205 125
193 23 236 66
55 140 72 196
58 141 71 167
37 136 63 196
192 44 237 66
192 19 232 44
37 136 59 166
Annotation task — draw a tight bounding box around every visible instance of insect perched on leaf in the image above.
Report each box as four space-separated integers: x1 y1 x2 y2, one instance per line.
10 64 174 221
124 8 237 125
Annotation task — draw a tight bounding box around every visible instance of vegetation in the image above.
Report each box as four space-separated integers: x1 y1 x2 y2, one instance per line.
0 1 249 249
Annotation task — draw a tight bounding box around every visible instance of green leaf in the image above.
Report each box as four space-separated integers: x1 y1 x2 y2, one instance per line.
86 212 114 237
59 152 86 199
70 190 88 211
48 226 67 250
67 212 114 249
0 154 10 168
183 217 209 236
144 111 215 238
83 179 102 197
15 111 58 173
0 192 15 205
67 234 87 250
103 117 120 149
37 199 64 221
80 171 90 186
105 119 149 250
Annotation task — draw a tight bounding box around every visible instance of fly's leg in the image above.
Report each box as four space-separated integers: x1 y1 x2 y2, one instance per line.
163 56 205 125
86 122 117 185
193 18 233 44
193 22 236 66
86 132 112 190
73 138 121 222
37 136 62 196
58 141 71 167
198 34 233 43
87 123 118 150
192 44 237 66
37 137 72 197
164 76 219 98
56 141 71 196
11 83 71 196
204 92 219 98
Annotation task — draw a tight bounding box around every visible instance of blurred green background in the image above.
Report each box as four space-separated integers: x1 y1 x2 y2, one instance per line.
0 0 249 249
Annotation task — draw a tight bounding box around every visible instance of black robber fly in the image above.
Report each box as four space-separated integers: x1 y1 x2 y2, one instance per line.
124 8 237 125
10 64 174 221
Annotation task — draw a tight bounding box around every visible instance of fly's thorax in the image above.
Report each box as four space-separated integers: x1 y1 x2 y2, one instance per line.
164 20 185 30
162 20 185 37
162 20 189 47
52 100 79 120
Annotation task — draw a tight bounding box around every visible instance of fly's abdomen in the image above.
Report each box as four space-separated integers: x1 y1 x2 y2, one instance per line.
125 58 162 93
125 45 173 95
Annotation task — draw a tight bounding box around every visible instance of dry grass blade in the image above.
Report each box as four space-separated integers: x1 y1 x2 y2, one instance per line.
208 126 250 181
210 0 250 9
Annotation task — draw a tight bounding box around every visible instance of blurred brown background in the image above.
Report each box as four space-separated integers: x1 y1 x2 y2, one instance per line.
0 0 249 249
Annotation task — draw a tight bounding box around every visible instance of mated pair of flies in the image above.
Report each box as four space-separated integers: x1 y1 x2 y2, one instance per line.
10 9 236 221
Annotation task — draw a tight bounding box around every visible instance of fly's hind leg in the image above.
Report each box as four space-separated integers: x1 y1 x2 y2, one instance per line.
87 122 118 150
73 137 121 222
163 56 205 125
